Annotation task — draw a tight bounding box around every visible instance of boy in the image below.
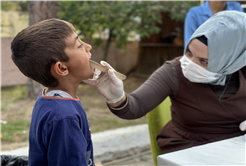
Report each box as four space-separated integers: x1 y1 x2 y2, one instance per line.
11 18 95 166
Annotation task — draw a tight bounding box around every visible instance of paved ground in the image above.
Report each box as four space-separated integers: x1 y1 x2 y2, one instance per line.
101 149 154 166
1 124 154 166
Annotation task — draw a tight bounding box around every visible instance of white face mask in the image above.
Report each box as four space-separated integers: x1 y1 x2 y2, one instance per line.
179 55 219 83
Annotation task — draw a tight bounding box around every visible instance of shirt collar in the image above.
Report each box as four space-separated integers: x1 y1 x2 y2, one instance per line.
201 1 229 17
201 1 213 17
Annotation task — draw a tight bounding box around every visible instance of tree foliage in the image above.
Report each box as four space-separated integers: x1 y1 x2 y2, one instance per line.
161 1 200 21
58 1 163 61
1 1 27 11
58 1 200 60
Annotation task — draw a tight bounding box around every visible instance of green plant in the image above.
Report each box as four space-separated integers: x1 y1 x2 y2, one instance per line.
1 120 30 142
1 85 27 111
22 136 29 142
1 85 27 101
1 1 27 11
161 1 200 21
58 1 163 61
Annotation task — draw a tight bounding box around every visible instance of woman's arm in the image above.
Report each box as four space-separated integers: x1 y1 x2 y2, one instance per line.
109 61 179 119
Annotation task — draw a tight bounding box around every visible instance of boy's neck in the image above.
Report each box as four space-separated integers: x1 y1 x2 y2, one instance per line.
45 85 78 99
209 1 227 15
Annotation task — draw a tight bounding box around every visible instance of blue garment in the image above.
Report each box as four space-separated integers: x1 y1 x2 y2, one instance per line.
28 89 94 166
184 1 243 47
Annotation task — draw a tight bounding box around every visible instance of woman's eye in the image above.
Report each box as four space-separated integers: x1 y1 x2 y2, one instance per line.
185 50 192 57
78 44 83 48
201 59 208 64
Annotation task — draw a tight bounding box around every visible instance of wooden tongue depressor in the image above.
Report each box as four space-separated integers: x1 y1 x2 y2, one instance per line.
89 60 127 80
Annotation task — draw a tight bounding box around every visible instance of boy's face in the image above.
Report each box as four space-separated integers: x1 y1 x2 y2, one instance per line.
64 32 94 82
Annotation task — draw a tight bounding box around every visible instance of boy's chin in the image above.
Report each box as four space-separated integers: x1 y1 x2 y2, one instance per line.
80 72 94 81
87 72 95 79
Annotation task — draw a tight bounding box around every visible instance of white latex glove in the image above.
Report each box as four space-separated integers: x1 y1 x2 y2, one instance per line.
83 61 124 103
239 120 246 131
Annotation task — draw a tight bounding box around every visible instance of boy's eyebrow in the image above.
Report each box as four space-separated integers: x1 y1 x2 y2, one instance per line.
74 36 78 45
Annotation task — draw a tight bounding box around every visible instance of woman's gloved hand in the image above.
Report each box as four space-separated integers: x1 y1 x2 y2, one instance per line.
83 61 124 103
239 120 246 131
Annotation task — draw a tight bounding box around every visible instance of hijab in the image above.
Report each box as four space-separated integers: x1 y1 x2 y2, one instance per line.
184 11 246 86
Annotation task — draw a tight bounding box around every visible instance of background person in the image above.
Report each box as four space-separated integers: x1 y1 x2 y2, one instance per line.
184 1 244 47
84 11 246 154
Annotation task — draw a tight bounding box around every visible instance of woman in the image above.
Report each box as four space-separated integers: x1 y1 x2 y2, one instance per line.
84 11 246 154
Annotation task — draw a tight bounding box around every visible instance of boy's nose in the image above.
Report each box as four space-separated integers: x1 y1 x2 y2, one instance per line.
86 43 92 52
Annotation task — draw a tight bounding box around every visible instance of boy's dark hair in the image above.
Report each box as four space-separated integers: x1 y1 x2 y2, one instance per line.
11 18 75 87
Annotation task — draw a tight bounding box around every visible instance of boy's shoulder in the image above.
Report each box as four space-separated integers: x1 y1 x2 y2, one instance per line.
32 92 85 124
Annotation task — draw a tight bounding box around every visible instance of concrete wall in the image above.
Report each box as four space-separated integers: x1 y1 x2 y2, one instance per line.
89 40 139 74
1 37 28 86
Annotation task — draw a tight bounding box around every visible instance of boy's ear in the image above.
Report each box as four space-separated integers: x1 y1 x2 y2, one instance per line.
53 62 68 76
